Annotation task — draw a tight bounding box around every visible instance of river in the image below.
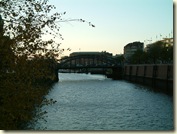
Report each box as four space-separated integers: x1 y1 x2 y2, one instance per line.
29 73 173 130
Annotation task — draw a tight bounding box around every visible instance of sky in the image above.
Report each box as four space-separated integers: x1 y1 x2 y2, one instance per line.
48 0 173 57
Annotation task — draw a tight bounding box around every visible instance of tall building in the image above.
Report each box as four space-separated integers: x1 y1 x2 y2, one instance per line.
124 41 144 61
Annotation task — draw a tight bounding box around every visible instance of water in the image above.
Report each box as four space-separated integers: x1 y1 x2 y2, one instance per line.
29 73 173 130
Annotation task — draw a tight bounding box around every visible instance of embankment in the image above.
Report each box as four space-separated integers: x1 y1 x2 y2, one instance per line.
124 64 173 95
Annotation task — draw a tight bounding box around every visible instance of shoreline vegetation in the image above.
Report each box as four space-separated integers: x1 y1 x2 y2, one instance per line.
0 56 58 129
0 0 61 129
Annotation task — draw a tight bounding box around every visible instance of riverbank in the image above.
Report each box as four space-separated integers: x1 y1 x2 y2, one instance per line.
0 73 57 129
0 57 58 130
124 64 173 96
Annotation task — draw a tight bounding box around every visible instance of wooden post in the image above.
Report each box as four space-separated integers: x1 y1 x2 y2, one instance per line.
152 65 158 88
129 66 132 81
143 65 146 84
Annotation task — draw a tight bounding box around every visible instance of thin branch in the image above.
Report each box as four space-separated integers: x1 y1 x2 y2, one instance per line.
56 19 95 27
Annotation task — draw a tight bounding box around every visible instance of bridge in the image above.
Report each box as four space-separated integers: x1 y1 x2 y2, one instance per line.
57 52 123 79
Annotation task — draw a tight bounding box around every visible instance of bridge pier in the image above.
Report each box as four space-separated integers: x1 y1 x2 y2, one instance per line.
106 67 123 80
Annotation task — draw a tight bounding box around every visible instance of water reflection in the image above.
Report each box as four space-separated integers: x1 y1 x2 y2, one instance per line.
30 73 173 130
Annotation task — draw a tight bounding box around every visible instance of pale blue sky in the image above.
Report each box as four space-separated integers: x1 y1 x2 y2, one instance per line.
48 0 173 56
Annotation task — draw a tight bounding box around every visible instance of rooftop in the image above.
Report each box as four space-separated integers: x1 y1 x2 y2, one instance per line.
70 51 113 56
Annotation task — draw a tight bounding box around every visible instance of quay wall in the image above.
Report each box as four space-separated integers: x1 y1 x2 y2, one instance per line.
124 64 173 95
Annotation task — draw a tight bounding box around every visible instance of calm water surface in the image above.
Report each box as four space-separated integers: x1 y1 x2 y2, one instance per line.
29 73 173 130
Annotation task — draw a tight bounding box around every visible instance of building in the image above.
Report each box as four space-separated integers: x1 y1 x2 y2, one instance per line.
124 41 144 61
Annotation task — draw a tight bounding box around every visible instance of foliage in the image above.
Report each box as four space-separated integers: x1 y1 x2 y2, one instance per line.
114 54 124 64
0 0 95 59
0 55 58 129
0 36 15 72
146 41 173 64
0 0 59 130
0 0 63 58
146 41 163 64
129 41 173 64
129 49 146 64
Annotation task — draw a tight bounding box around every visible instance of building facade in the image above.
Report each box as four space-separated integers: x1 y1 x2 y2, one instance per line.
124 41 144 61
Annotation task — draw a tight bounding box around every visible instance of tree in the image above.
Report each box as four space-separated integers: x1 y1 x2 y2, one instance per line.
0 0 62 58
0 0 63 129
0 15 4 36
160 43 173 63
129 49 145 64
167 45 173 63
146 41 163 64
0 0 94 59
0 36 15 72
146 41 173 64
114 54 124 64
0 15 15 72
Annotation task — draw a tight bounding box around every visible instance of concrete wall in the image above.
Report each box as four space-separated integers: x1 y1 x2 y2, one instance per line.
124 64 173 95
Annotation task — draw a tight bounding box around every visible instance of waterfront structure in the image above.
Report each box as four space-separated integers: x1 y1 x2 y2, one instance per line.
123 41 144 62
59 51 118 69
58 51 123 79
124 64 173 95
68 51 113 67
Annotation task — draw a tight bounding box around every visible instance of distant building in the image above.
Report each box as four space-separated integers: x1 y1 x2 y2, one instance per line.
124 41 144 61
